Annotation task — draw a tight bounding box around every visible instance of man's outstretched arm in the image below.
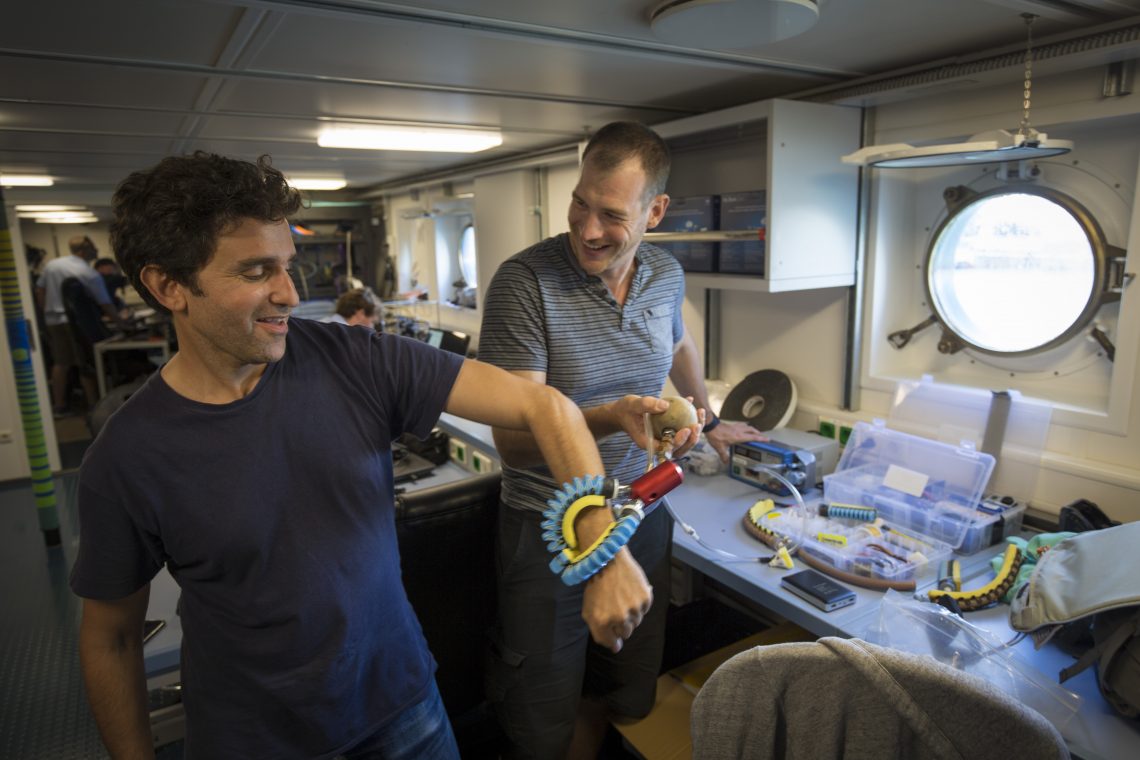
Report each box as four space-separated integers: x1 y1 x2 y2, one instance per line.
444 359 653 652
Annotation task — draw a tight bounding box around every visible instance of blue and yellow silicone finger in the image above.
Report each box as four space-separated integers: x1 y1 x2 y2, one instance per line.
542 475 641 586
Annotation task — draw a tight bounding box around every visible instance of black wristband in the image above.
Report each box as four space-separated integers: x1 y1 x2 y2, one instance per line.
702 414 721 434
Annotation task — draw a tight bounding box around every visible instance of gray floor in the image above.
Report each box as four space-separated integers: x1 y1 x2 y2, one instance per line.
1 420 182 759
0 471 111 758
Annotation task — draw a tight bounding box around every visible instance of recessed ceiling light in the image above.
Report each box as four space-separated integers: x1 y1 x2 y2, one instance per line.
16 205 86 211
1 174 54 187
319 126 502 153
289 178 348 191
650 0 819 48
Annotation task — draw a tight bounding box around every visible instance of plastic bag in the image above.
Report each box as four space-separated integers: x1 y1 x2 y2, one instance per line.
861 589 1081 734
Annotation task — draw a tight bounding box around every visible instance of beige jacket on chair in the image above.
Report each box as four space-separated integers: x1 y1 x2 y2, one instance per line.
691 637 1068 760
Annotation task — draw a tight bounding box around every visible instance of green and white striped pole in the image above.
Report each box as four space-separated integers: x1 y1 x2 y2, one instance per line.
0 187 60 546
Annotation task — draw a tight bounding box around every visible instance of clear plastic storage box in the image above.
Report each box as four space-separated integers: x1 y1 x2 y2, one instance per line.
808 420 996 581
956 495 1027 555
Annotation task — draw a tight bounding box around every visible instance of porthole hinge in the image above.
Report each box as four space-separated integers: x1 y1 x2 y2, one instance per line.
1104 246 1132 303
937 329 967 355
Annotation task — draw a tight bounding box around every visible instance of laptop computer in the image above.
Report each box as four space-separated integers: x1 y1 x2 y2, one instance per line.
425 328 470 356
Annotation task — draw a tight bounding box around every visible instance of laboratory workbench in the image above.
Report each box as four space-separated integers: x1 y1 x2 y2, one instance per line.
667 470 1140 760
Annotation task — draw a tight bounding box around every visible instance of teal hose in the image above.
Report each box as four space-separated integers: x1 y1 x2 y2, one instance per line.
0 189 60 545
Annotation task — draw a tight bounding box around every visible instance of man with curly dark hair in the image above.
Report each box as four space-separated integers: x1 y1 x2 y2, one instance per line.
70 152 606 759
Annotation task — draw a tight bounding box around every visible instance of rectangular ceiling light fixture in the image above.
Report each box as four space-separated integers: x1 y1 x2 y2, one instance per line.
16 205 86 211
34 217 98 224
319 126 502 153
289 178 348 191
19 210 97 223
1 174 54 187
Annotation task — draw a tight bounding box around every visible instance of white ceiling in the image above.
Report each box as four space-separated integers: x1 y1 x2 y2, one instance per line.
3 0 1140 216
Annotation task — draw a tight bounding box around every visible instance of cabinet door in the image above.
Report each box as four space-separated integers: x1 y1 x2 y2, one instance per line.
654 99 861 293
767 99 860 291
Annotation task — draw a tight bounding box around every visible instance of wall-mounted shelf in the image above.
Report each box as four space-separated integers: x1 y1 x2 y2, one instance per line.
645 230 762 243
652 98 861 293
684 271 856 293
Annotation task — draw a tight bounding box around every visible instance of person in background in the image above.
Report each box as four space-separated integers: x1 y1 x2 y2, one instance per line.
325 288 377 328
70 151 608 760
35 236 127 416
478 121 767 759
93 256 130 315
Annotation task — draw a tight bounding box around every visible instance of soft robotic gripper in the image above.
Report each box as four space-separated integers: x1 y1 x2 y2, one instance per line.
542 475 641 586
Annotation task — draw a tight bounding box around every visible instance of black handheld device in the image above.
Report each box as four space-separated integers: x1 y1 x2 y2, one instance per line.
780 569 856 612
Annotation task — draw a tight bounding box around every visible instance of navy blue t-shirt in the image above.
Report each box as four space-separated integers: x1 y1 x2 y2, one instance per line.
70 318 464 758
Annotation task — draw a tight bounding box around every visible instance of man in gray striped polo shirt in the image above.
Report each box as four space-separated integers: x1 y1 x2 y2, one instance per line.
479 122 766 759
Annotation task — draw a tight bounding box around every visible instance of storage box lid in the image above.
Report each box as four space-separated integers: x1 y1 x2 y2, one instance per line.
824 419 996 549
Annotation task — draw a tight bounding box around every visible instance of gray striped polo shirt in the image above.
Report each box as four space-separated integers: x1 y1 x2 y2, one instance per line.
479 232 685 512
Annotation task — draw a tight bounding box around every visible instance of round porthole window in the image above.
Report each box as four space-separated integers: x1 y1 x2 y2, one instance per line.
925 185 1111 356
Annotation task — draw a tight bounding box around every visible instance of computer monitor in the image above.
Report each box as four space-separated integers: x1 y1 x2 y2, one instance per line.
426 329 469 356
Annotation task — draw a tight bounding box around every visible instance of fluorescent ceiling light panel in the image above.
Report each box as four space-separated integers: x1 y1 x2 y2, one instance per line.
1 174 54 186
16 204 86 211
319 126 502 153
18 210 95 220
34 216 98 224
842 130 1073 169
289 178 348 191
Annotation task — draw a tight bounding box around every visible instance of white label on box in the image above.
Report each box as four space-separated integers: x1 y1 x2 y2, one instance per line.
883 464 928 497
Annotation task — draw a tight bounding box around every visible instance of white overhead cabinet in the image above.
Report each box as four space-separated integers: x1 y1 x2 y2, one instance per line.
651 99 862 293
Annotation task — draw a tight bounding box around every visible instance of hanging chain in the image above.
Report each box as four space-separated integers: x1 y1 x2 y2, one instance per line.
1018 13 1036 137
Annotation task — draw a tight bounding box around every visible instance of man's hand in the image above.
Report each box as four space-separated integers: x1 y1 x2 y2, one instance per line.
608 395 670 451
608 394 706 459
705 420 767 463
666 397 705 459
581 549 652 653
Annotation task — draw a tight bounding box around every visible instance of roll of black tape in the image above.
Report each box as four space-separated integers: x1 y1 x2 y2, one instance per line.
720 370 797 431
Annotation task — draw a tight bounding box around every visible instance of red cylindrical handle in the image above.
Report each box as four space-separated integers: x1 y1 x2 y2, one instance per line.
629 460 684 504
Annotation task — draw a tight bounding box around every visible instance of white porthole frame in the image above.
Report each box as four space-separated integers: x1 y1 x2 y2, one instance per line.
922 183 1127 358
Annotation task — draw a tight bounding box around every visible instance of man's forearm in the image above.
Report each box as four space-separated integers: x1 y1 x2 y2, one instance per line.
517 388 606 485
79 633 154 759
494 399 623 470
503 384 654 652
